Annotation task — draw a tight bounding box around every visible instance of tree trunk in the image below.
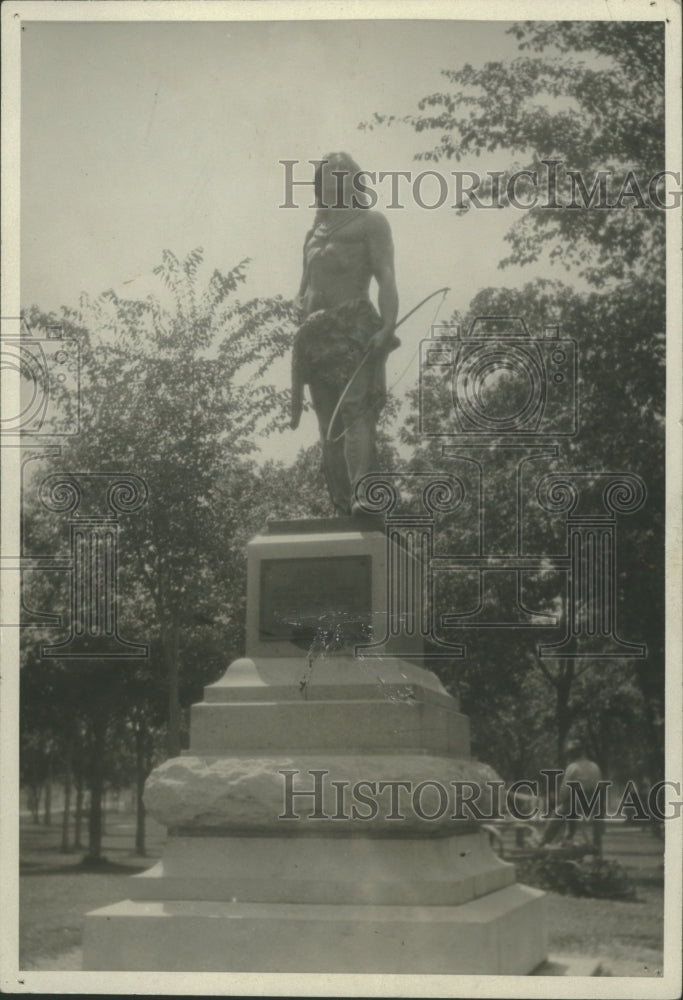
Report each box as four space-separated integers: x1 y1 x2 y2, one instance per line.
165 622 181 758
555 662 575 767
74 770 84 848
86 713 106 861
134 726 147 856
639 691 664 783
28 785 41 824
60 740 73 853
43 756 53 826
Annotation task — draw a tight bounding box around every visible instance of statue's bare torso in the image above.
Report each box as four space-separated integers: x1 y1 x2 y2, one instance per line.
301 210 390 316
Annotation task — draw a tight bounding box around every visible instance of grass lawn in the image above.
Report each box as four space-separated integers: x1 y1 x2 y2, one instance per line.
18 812 664 974
542 827 666 977
19 810 167 969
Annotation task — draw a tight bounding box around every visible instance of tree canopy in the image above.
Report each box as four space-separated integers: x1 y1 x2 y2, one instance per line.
363 21 666 288
366 20 667 776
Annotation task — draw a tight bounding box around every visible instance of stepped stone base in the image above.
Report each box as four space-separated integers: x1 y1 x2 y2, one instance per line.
84 884 546 974
82 519 548 974
532 953 606 976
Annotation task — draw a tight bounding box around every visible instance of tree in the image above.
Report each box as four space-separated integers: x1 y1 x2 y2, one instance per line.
398 277 664 773
363 21 666 288
365 21 666 776
20 249 303 862
20 626 134 861
24 249 297 760
569 661 650 780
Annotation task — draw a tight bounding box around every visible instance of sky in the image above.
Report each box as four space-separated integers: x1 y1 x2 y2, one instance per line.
20 18 573 463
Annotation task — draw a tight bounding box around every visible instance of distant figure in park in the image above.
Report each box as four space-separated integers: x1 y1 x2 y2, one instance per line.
290 152 399 515
542 739 604 853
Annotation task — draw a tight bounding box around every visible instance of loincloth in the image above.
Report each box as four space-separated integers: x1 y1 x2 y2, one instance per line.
292 299 384 396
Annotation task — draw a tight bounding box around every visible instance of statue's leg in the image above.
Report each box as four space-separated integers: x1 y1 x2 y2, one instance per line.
340 356 380 509
309 378 352 515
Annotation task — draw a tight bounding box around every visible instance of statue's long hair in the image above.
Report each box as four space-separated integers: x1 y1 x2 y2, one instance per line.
313 151 371 216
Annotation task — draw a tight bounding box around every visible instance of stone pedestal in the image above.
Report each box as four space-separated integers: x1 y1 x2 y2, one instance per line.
82 519 547 973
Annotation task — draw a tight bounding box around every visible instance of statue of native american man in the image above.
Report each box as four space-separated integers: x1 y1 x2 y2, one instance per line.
290 152 400 515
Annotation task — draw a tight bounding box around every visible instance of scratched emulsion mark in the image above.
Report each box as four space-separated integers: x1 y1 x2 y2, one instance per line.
269 606 368 696
283 603 423 705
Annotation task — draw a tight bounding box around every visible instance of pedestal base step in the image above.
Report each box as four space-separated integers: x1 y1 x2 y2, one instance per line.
83 883 546 974
532 953 607 976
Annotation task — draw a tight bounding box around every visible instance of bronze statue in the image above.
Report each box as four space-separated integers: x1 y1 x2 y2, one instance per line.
290 152 399 515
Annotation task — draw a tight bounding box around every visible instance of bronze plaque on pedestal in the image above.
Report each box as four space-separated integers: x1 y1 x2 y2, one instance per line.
259 555 372 650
